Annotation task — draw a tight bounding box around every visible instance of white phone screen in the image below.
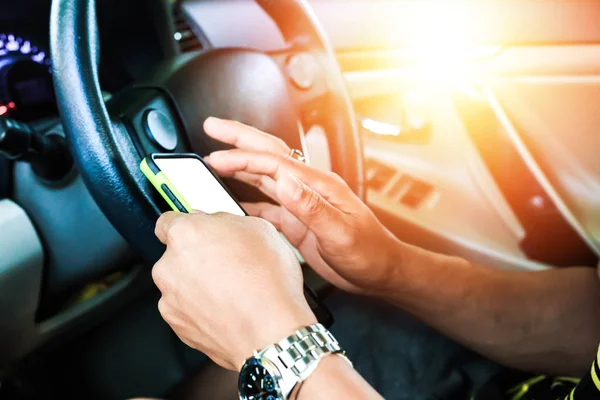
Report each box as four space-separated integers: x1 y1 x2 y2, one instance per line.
154 157 245 216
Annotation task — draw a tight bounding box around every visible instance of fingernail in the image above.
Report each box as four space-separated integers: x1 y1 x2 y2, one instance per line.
207 151 225 161
204 116 222 130
279 174 304 202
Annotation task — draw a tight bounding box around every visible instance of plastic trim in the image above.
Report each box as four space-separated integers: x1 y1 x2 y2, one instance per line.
0 200 44 369
483 86 600 257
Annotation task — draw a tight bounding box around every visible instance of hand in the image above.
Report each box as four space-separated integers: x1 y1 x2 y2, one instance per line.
203 117 401 294
152 211 317 371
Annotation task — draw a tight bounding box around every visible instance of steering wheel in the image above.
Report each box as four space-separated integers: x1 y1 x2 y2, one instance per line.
50 0 363 262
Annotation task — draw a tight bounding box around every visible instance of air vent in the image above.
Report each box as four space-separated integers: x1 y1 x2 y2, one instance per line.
172 6 203 53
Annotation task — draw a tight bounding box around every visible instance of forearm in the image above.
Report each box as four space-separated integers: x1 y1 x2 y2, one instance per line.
296 355 383 400
376 240 600 376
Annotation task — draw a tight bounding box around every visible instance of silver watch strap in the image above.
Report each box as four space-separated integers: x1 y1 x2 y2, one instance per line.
272 323 345 378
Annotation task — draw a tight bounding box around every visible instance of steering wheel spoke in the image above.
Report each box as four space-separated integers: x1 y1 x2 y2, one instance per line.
269 50 329 123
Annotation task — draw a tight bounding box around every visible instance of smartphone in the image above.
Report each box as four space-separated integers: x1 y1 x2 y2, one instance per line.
140 153 334 327
140 153 245 215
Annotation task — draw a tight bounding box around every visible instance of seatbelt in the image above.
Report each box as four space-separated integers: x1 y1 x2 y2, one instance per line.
566 344 600 399
473 345 600 399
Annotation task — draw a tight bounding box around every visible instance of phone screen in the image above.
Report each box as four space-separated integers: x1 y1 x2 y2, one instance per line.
153 156 245 216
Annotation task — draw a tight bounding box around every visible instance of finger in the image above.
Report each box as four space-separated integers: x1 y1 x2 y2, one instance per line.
276 174 349 242
241 202 284 230
242 202 308 248
206 149 282 178
203 117 290 155
231 171 278 200
207 149 352 208
155 211 188 245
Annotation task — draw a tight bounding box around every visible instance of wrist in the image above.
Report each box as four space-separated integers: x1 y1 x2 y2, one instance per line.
294 353 381 400
363 232 412 297
368 236 472 304
238 322 347 400
292 354 350 400
235 308 318 369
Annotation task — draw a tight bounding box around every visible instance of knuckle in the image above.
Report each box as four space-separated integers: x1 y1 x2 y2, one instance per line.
273 137 289 153
244 173 261 187
212 211 236 220
249 216 279 238
167 217 195 242
153 223 162 240
151 261 167 290
336 225 359 248
301 189 326 217
257 175 270 192
325 171 347 186
157 297 169 318
250 215 276 231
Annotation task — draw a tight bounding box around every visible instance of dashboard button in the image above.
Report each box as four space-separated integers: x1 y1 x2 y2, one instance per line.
143 109 178 151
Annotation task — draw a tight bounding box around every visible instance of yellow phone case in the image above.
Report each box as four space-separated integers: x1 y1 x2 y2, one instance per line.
140 157 193 213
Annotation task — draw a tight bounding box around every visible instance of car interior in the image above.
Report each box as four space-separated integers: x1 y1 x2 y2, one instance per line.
1 0 600 398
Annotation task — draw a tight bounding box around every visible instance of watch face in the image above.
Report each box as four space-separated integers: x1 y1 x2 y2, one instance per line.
238 357 281 400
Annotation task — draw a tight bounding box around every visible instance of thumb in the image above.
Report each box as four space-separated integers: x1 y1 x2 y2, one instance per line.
155 211 189 245
277 174 346 238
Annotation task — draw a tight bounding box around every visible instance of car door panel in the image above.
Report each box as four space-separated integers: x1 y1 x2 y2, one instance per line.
493 80 600 252
310 1 600 269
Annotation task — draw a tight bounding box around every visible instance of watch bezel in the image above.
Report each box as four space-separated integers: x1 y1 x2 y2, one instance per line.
238 355 285 400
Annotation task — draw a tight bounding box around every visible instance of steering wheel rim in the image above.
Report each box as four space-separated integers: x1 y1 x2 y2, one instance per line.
50 0 364 262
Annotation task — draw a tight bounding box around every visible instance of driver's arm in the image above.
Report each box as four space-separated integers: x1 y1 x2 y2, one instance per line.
203 117 600 377
378 245 600 376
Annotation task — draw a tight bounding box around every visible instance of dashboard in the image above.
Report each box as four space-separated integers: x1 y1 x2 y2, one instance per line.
0 0 57 122
0 0 177 126
0 32 55 121
0 0 183 374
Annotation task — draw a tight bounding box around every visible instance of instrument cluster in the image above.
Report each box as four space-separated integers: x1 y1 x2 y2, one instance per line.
0 33 55 121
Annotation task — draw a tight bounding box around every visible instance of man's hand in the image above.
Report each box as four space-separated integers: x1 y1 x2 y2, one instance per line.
203 117 402 294
153 211 317 371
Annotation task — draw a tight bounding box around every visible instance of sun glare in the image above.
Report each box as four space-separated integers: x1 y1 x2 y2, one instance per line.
400 3 500 87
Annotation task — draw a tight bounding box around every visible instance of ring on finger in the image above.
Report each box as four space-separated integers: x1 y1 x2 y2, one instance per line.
287 148 306 163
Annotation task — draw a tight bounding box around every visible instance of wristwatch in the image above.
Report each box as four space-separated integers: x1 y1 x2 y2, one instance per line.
238 323 350 400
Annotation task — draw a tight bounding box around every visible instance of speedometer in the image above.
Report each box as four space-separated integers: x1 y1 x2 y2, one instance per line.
0 33 55 121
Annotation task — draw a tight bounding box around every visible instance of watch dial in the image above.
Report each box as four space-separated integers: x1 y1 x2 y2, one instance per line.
239 358 281 400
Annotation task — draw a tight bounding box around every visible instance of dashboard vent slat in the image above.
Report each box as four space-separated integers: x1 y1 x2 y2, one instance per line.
173 6 203 53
